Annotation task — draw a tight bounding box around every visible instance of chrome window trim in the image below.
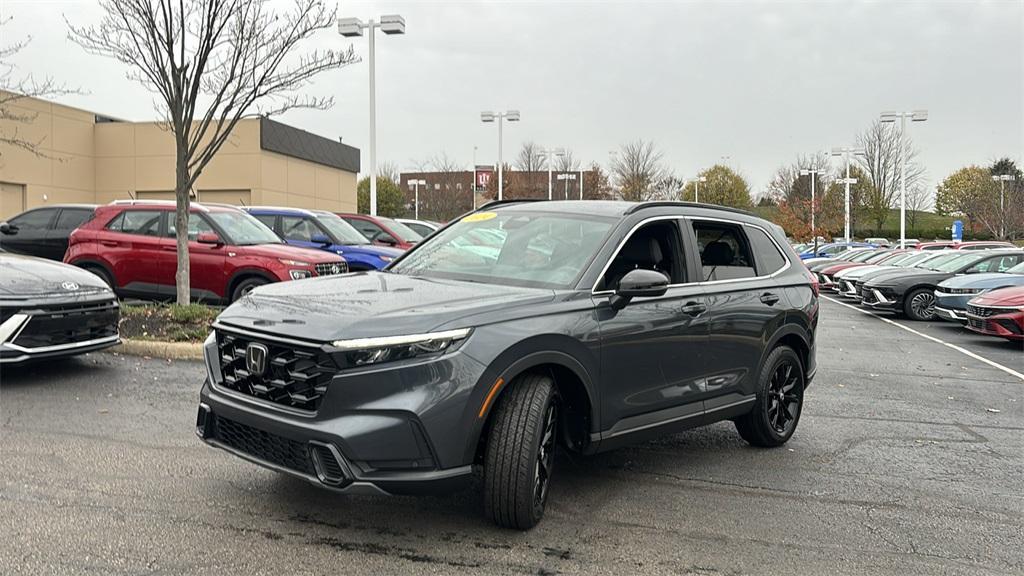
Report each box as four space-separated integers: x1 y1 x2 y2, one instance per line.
590 214 792 296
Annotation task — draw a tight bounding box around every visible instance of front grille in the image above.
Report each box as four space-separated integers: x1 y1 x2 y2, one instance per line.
967 317 987 331
212 415 315 476
216 331 336 411
9 300 118 348
860 286 876 303
967 305 998 318
315 262 348 277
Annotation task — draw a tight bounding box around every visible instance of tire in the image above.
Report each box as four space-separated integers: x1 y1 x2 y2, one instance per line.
735 346 804 448
903 287 936 321
483 373 559 530
231 276 269 302
81 264 114 289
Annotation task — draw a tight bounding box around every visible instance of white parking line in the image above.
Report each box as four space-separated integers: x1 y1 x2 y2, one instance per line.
822 295 1024 382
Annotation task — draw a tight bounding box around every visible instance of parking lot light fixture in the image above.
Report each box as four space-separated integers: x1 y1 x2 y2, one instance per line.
831 146 866 243
481 110 520 201
799 168 825 251
880 109 928 248
991 174 1016 239
408 179 426 220
339 14 405 217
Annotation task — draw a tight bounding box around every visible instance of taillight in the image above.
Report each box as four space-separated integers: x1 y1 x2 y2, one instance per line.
805 267 820 296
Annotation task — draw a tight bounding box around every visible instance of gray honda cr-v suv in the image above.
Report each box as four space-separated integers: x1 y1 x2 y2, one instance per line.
196 200 818 529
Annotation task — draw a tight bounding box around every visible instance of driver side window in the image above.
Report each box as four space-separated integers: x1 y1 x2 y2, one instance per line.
600 220 684 291
281 216 320 242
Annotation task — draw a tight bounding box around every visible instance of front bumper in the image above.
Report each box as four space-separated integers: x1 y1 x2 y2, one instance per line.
933 306 967 324
965 309 1024 341
0 293 120 364
859 286 899 311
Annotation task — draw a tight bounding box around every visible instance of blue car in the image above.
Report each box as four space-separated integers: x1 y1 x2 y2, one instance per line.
933 258 1024 324
799 241 876 260
243 206 403 271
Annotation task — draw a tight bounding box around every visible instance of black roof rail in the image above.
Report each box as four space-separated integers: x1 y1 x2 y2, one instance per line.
477 198 548 210
624 201 757 218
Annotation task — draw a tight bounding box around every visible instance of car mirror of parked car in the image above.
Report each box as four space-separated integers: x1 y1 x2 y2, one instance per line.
310 233 331 245
196 232 222 245
0 222 18 235
610 268 669 310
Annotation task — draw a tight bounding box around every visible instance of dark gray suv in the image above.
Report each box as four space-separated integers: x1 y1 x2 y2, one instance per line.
196 200 818 529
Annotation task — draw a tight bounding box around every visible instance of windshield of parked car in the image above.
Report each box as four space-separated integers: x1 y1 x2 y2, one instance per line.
927 253 984 272
208 211 282 245
1006 262 1024 274
896 252 939 267
389 210 615 289
315 213 371 245
880 253 915 266
849 250 882 262
379 217 424 242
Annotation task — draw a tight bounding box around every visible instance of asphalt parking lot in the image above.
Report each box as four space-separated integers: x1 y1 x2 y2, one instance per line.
1 298 1021 576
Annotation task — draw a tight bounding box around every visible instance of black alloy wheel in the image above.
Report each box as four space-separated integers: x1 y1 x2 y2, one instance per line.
735 345 804 447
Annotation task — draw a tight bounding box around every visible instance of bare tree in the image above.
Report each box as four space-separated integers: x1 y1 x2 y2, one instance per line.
68 0 357 304
377 160 401 185
555 149 580 172
514 141 544 172
423 152 471 221
1 16 76 156
904 184 932 230
512 141 545 198
856 120 925 231
610 139 667 202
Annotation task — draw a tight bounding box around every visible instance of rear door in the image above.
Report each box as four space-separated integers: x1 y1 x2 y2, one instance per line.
47 208 94 260
1 208 58 258
689 218 790 411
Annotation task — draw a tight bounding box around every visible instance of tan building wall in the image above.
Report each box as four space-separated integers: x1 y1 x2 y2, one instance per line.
0 93 358 219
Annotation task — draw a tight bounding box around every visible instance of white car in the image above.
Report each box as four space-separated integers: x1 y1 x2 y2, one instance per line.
395 218 441 237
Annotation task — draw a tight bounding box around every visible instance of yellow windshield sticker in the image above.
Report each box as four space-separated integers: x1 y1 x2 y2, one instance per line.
462 211 497 223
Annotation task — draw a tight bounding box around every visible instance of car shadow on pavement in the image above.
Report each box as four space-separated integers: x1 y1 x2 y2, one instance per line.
0 355 112 388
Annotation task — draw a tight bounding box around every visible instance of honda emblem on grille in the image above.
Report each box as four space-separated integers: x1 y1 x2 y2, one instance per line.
245 343 269 377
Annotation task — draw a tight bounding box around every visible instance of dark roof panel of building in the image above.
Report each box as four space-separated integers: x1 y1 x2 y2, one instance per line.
259 117 360 173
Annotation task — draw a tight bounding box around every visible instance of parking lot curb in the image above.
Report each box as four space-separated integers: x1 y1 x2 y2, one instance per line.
109 338 204 361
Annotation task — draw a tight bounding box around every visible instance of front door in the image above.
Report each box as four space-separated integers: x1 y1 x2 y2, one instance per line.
1 207 57 258
595 218 710 439
104 209 166 296
162 212 227 300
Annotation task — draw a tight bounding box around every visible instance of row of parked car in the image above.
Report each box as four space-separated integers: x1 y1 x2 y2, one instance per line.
802 245 1024 342
0 201 444 303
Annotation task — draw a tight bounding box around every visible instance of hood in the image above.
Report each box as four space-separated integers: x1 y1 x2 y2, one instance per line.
836 265 888 279
333 244 404 259
969 286 1024 307
215 271 555 342
866 269 951 287
0 253 110 297
822 262 865 275
239 243 344 263
938 273 1024 290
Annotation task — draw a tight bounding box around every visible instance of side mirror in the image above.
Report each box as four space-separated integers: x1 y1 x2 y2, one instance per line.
310 233 331 245
374 235 398 247
609 269 669 310
196 232 222 245
0 222 18 235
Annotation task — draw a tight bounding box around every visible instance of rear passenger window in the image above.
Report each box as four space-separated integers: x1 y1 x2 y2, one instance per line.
691 221 756 281
107 210 163 237
54 209 93 231
745 226 788 275
252 214 277 231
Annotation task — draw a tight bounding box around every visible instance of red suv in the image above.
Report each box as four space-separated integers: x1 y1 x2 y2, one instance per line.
337 213 422 250
65 201 348 302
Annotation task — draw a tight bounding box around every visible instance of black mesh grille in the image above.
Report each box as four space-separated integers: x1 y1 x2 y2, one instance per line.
311 444 346 482
860 286 876 303
213 415 315 475
315 262 347 276
10 300 118 348
967 316 987 331
216 331 336 412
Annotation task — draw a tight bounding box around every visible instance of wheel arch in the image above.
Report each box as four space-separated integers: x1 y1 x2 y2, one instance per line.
71 258 117 287
226 268 276 298
762 325 812 385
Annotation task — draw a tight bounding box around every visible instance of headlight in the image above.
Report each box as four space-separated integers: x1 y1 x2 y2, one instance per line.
289 269 312 280
949 288 982 294
331 328 471 367
278 258 310 267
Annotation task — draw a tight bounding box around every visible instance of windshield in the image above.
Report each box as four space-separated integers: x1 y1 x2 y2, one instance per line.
927 253 984 272
208 211 282 245
389 210 615 289
896 252 940 267
316 213 371 245
379 217 424 242
1007 262 1024 274
850 251 882 262
880 253 914 266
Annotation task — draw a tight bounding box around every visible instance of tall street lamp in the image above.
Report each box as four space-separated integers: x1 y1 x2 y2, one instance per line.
799 168 825 251
408 179 426 220
692 175 707 202
992 174 1016 239
831 146 865 243
542 147 565 200
338 14 406 217
481 110 520 201
880 109 928 248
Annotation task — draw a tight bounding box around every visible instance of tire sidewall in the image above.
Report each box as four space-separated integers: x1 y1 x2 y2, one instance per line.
231 277 268 302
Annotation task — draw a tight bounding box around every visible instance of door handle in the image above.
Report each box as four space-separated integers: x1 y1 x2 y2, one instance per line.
161 245 177 251
681 301 707 317
760 292 780 306
100 240 119 247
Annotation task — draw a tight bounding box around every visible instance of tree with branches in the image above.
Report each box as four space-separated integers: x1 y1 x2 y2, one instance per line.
512 141 545 198
856 120 925 231
67 0 358 304
610 139 668 202
683 165 752 209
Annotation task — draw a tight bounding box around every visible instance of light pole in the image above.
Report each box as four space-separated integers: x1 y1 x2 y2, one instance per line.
579 169 584 200
408 179 426 220
880 110 928 248
692 175 707 202
542 147 565 200
992 174 1016 239
799 168 825 252
831 146 865 244
557 173 577 200
472 146 478 210
481 110 520 201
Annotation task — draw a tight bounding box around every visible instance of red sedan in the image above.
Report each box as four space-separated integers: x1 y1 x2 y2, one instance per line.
965 286 1024 342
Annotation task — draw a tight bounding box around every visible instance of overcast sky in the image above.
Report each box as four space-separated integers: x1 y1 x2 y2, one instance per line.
5 0 1022 198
